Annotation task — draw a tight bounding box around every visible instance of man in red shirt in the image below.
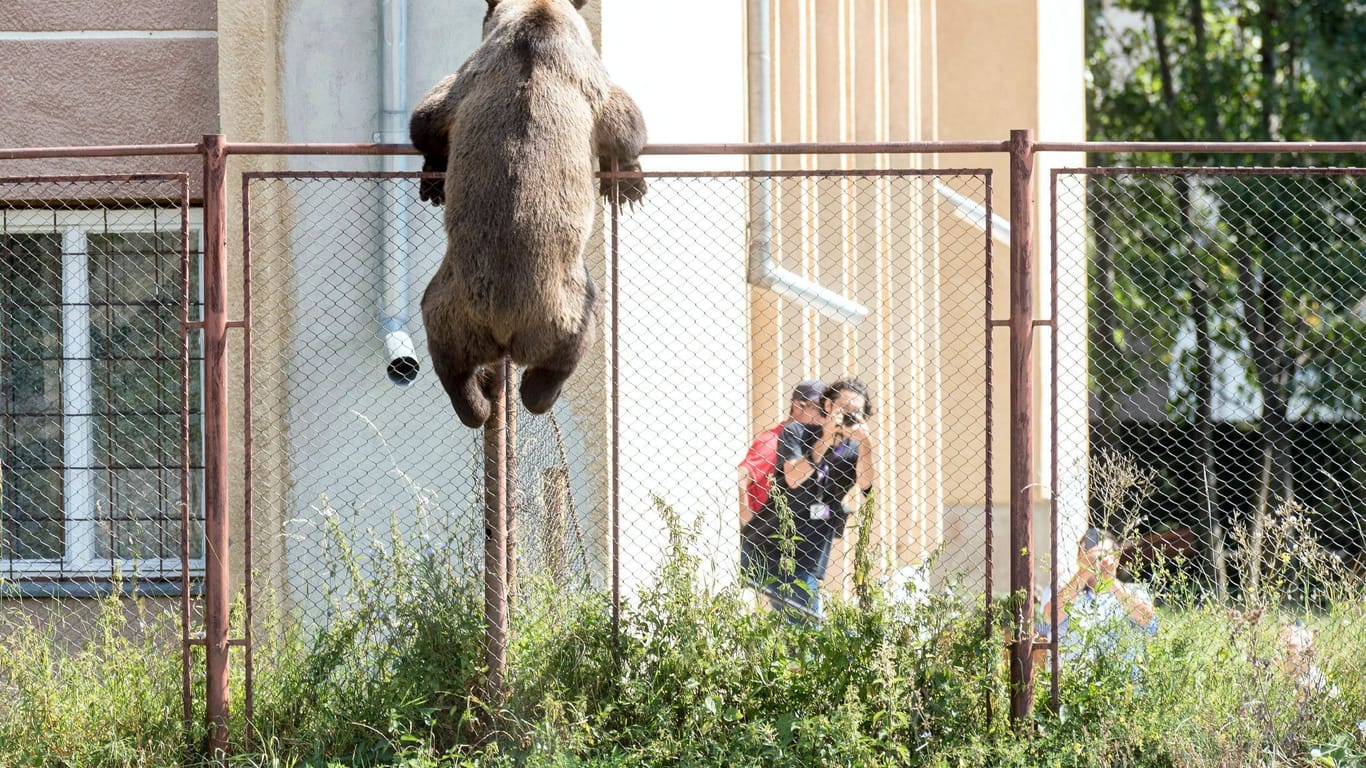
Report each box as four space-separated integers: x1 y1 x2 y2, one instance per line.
737 379 826 526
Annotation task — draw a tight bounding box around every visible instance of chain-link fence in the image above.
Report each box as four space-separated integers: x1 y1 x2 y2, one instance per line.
612 168 997 603
0 173 202 721
5 141 1366 757
239 159 1000 712
1049 164 1366 711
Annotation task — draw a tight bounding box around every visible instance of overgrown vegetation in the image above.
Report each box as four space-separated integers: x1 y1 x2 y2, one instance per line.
0 585 198 767
2 487 1364 767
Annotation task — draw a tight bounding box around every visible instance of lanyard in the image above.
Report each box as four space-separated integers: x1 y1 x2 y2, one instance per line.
808 442 833 498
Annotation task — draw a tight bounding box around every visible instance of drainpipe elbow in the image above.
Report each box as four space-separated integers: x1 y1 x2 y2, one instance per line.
383 321 420 386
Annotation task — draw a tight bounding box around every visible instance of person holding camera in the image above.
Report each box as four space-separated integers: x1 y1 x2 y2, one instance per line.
1041 527 1157 670
737 379 827 527
741 377 877 621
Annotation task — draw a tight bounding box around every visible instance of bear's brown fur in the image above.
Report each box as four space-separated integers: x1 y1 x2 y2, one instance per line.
411 0 647 428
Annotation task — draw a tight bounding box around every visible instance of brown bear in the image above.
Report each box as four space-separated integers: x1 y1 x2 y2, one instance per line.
410 0 648 428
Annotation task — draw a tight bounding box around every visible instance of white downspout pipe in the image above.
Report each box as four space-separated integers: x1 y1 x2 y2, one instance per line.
378 0 420 385
932 179 1012 244
746 0 869 325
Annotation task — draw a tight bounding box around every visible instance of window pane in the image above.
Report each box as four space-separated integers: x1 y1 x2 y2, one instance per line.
2 222 201 574
186 467 205 561
90 229 196 568
2 233 65 559
103 469 162 560
2 234 62 417
92 232 174 288
5 305 60 363
106 359 159 413
6 359 62 416
1 233 61 299
111 414 160 466
2 466 62 560
8 415 61 467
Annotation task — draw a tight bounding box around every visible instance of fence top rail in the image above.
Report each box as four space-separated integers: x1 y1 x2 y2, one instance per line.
6 138 1366 161
0 140 1015 160
641 141 1011 155
1054 165 1366 178
0 144 202 160
242 167 996 182
222 140 1014 156
1038 140 1366 154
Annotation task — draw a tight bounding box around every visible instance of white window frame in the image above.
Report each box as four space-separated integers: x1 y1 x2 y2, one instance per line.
1 207 205 579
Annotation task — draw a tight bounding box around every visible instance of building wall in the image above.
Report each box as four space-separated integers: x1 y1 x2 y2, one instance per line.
599 0 750 591
0 1 227 635
763 0 949 587
0 0 1089 610
258 0 752 604
0 0 219 178
759 0 1088 592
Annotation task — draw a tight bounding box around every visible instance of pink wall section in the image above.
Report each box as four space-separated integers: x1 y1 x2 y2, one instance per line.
0 40 218 148
0 1 215 32
0 8 218 181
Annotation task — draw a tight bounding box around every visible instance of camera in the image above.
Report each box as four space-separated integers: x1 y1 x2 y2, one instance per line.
839 411 864 428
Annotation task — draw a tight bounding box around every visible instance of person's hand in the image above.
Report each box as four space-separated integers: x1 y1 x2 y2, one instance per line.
820 417 843 444
845 419 875 452
812 413 844 459
1064 566 1094 594
1073 553 1099 590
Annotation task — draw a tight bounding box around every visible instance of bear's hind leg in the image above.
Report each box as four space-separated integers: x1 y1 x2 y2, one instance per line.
520 365 575 415
515 281 601 415
430 339 505 429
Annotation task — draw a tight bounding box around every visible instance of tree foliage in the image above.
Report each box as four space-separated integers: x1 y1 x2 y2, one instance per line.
1087 0 1366 418
1084 0 1366 592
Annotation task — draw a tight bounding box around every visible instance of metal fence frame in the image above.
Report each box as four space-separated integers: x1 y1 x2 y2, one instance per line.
1043 149 1366 713
5 133 1366 758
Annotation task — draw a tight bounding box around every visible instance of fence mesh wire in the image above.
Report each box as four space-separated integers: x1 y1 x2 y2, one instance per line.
238 164 997 705
610 171 994 611
243 172 606 703
1051 167 1366 695
0 174 201 727
0 175 200 586
6 151 1365 743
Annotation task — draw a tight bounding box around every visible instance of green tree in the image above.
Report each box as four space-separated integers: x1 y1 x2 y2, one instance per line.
1085 0 1366 598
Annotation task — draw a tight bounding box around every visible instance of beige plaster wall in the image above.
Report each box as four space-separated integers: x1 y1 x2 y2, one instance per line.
755 0 1085 589
215 0 289 608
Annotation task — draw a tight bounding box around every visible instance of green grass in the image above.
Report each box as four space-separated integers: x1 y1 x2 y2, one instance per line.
0 589 198 767
3 500 1364 767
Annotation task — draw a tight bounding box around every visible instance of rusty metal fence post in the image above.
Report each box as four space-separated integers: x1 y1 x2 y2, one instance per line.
1008 129 1037 724
482 358 512 702
608 159 622 662
200 134 232 755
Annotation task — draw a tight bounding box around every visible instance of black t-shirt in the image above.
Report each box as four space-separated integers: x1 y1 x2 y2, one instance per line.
747 421 866 578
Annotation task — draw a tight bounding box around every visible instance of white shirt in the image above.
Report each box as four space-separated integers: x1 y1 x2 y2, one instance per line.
1043 584 1158 668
